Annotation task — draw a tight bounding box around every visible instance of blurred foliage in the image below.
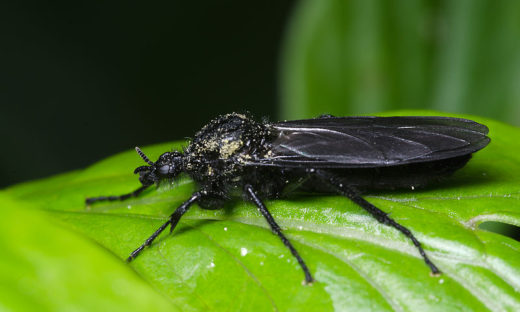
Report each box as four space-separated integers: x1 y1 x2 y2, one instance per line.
0 194 173 312
3 113 520 311
280 0 520 124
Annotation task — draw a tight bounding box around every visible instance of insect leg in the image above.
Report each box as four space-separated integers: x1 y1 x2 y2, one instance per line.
244 184 314 284
321 172 441 275
85 185 150 205
127 191 202 262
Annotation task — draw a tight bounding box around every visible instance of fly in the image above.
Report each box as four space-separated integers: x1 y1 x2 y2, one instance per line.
86 113 490 284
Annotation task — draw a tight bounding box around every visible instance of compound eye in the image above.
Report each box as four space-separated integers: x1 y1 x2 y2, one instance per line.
158 165 170 175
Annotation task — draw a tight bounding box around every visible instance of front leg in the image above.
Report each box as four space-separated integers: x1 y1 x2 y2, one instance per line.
86 185 151 205
244 184 314 284
127 191 203 262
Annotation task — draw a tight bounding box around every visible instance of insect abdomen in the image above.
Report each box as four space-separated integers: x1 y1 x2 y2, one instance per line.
300 155 472 192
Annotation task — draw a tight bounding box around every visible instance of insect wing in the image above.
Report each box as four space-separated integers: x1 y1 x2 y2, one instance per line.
250 116 490 168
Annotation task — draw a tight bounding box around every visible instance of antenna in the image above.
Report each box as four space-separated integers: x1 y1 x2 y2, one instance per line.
135 146 154 165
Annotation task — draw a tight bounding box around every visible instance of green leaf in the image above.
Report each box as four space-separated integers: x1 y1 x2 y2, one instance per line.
0 194 174 311
280 0 520 125
4 113 520 311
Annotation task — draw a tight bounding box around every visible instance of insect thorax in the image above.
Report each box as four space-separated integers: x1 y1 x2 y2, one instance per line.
183 113 272 187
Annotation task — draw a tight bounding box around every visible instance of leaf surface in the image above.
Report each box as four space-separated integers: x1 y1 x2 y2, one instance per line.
0 194 174 312
4 113 520 311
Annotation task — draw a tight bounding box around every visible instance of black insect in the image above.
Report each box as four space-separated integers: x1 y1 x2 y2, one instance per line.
86 113 490 284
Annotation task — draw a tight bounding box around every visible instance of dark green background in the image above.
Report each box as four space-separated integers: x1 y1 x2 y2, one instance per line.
1 1 294 187
3 0 520 189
